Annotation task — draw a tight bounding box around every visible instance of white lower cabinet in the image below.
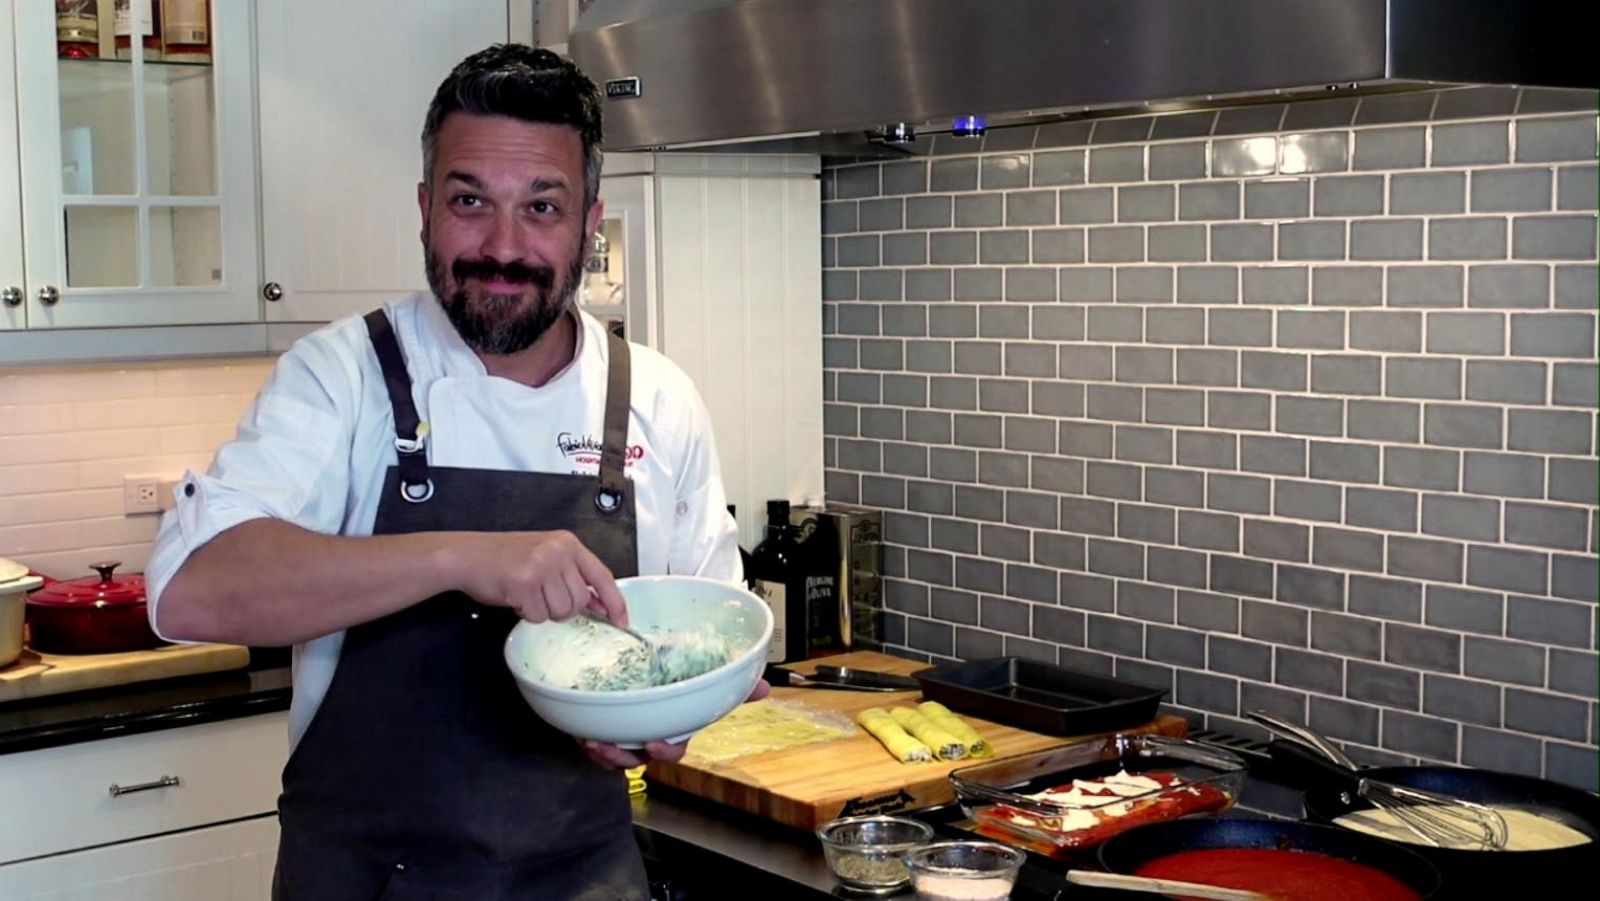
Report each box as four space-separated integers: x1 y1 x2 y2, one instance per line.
0 815 278 901
0 712 287 898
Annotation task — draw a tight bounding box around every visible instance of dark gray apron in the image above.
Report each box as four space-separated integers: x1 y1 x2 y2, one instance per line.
273 309 647 901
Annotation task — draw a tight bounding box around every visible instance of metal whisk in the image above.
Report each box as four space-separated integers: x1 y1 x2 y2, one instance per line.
1355 777 1509 850
1248 711 1509 851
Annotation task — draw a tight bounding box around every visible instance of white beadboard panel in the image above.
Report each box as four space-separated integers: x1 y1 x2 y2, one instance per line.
256 0 507 324
0 0 23 332
655 171 824 547
652 154 822 177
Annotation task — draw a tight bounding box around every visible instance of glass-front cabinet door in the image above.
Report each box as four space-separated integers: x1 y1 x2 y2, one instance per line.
13 0 257 328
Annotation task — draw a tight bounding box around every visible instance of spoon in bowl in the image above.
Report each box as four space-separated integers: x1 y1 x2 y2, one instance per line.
578 608 670 684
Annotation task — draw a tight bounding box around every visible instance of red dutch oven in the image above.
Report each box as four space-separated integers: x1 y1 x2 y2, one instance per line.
26 561 165 654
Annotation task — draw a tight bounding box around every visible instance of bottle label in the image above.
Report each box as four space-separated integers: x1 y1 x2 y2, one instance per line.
114 0 152 37
753 579 786 663
804 574 839 651
162 0 208 44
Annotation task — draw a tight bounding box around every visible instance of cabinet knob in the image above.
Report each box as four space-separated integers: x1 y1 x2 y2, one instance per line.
38 285 60 306
1 286 20 307
262 281 284 302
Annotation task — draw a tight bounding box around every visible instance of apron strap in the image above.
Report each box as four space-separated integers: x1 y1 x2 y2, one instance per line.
596 332 631 515
363 309 434 503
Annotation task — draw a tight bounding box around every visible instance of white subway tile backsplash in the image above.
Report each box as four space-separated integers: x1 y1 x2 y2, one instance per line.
0 358 273 576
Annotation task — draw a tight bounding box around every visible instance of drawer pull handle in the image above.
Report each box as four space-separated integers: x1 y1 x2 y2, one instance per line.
109 775 182 797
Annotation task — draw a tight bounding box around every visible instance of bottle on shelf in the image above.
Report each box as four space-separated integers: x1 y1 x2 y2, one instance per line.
159 0 210 63
57 1 101 59
114 0 162 61
750 499 804 664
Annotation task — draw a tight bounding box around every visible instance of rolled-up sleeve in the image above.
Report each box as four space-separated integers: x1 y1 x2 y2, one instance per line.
146 340 357 638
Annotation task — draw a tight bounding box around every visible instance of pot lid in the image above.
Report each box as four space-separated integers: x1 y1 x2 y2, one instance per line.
28 561 147 607
0 556 26 583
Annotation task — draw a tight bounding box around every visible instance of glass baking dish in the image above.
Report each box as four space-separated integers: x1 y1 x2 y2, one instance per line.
948 733 1246 857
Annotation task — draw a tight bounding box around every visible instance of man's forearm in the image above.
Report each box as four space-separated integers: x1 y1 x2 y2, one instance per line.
154 519 466 646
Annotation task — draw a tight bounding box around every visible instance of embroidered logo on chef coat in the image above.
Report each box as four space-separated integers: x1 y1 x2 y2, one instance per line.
556 432 646 467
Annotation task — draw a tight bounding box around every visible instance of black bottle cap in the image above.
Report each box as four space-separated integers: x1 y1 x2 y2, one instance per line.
767 499 791 523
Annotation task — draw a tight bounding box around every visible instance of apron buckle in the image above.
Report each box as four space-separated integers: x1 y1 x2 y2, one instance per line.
394 422 431 455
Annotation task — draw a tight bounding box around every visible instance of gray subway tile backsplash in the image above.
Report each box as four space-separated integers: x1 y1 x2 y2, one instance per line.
823 97 1598 785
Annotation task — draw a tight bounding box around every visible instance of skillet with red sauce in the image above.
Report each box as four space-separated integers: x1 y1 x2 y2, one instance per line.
1098 818 1440 900
1135 847 1419 901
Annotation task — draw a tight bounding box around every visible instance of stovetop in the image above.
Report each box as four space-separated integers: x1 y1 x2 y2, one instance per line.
913 728 1338 901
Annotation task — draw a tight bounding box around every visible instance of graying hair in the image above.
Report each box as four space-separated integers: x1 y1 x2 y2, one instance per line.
421 45 604 211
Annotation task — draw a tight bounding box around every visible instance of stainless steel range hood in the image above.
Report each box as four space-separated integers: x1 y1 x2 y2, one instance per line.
569 0 1596 153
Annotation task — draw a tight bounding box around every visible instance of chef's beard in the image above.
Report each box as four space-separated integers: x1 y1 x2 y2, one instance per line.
425 241 586 356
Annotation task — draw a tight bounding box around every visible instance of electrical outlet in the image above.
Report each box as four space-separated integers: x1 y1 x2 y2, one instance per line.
123 475 165 515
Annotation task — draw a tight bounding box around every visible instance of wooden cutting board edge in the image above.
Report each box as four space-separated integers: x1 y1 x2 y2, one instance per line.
0 643 251 703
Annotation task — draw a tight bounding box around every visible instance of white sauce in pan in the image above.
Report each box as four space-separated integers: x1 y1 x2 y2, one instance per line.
1335 805 1592 851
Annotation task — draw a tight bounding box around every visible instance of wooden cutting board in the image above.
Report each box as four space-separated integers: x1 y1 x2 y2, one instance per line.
0 643 251 703
647 650 1188 830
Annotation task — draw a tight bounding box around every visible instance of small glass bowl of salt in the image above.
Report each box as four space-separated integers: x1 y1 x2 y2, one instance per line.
903 841 1025 901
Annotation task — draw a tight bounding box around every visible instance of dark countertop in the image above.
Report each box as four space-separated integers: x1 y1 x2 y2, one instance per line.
0 665 293 756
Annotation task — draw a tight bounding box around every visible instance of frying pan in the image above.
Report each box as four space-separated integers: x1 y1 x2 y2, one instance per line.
1097 818 1441 900
1251 712 1600 891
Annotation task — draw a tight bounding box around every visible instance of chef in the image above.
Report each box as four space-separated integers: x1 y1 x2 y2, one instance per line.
145 45 761 899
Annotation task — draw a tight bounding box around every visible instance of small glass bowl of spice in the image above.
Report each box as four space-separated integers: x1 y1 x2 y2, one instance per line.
903 841 1025 901
816 815 935 894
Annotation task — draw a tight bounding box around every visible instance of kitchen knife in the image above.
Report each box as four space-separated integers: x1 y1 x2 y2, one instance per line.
764 664 903 692
812 665 921 691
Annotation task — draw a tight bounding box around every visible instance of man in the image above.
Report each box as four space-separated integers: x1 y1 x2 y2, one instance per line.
147 45 759 899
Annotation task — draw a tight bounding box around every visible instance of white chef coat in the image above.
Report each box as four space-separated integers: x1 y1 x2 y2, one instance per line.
146 292 741 747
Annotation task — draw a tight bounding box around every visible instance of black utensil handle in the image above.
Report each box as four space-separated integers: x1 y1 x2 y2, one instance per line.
1267 737 1366 792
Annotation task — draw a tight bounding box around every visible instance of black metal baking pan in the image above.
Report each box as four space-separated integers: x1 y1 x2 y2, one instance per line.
913 656 1167 736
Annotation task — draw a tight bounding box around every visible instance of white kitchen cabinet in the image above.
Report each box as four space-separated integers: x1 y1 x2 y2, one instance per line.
0 0 24 331
10 0 260 329
0 815 277 901
255 0 511 324
0 712 287 896
597 154 826 546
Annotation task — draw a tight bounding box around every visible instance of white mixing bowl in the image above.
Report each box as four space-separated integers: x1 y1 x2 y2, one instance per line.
504 575 773 747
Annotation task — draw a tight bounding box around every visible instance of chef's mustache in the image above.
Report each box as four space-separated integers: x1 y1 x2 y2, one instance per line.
451 257 555 290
